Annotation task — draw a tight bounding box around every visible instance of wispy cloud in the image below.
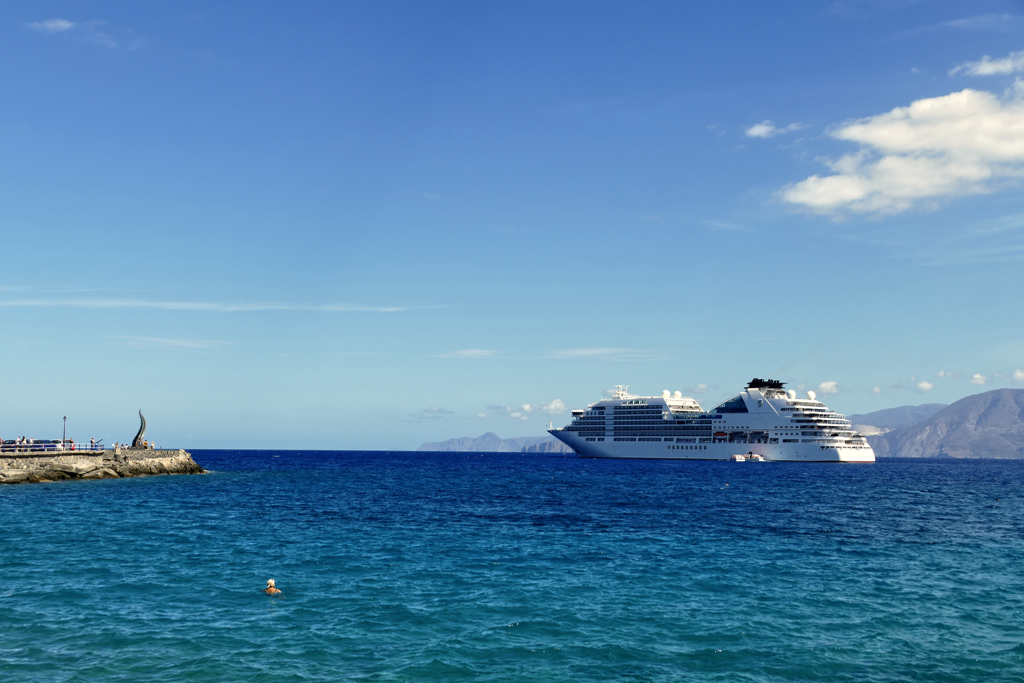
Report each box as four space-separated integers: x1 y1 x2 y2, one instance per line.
485 405 523 420
26 18 141 50
434 349 498 358
893 14 1024 39
27 18 75 33
0 298 416 312
941 14 1024 32
950 50 1024 76
745 120 804 138
702 219 751 232
887 374 937 393
415 407 454 420
0 285 109 293
545 348 663 361
110 335 233 349
481 399 568 420
904 212 1024 265
829 1 925 21
486 405 530 421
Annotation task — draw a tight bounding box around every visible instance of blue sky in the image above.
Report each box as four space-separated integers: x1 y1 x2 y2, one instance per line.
3 1 1024 448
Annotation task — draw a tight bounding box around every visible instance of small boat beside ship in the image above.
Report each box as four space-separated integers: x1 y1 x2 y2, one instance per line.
730 453 766 462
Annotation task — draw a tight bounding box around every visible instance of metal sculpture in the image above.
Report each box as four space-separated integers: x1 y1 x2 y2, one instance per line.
132 410 147 448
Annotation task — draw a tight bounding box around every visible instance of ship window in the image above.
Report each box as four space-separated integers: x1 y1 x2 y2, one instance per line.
714 396 748 413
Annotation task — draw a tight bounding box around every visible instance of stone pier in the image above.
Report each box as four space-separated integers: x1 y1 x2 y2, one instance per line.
0 449 205 485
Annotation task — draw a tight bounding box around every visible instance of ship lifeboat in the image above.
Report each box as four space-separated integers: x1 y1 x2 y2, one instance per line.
714 431 727 438
730 454 747 462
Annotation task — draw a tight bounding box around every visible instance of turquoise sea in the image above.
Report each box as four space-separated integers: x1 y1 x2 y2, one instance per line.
1 451 1023 682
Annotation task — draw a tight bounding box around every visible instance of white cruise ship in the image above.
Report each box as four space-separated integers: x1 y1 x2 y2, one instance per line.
548 378 875 462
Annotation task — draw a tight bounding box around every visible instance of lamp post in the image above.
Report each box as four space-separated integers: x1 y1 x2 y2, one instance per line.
63 416 66 446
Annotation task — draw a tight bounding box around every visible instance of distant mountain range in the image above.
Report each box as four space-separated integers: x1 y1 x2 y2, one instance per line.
417 432 573 453
420 389 1024 458
848 403 948 431
859 389 1024 458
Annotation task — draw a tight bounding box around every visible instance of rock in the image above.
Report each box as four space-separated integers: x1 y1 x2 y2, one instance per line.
80 468 120 479
1 449 203 484
51 461 101 476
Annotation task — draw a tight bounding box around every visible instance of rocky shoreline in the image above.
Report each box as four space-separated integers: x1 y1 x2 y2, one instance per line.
0 449 205 485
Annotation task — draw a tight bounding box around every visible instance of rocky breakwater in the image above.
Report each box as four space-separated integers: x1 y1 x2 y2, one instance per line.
0 449 205 485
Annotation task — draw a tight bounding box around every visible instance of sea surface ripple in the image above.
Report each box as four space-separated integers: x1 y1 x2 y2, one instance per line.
2 452 1023 682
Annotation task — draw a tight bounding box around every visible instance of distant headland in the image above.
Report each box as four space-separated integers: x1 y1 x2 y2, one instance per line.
418 432 573 454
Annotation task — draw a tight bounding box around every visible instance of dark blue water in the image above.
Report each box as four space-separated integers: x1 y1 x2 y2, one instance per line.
2 451 1023 682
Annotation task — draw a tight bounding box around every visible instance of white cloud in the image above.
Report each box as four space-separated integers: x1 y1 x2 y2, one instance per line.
872 386 882 394
951 50 1024 76
936 370 947 377
1014 369 1024 381
435 349 497 358
541 399 567 415
917 380 934 392
781 88 1024 215
818 381 839 394
417 407 454 419
746 120 803 138
970 373 987 385
27 19 75 33
692 383 709 394
485 399 565 419
0 298 413 312
477 412 488 419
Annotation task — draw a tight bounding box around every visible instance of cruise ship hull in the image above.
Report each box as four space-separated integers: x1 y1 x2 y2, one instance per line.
550 431 873 463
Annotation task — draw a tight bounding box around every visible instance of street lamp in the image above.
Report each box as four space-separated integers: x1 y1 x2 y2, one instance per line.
63 416 66 446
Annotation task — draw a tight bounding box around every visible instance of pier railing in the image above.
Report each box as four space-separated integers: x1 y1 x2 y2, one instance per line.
0 442 106 454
